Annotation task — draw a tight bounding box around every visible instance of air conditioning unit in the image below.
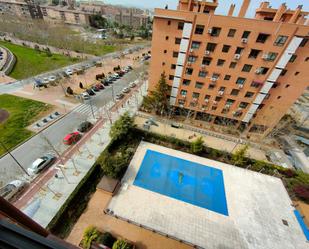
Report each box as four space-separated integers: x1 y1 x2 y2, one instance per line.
218 91 224 96
187 62 192 66
224 104 231 109
179 104 184 108
193 98 198 102
205 99 209 103
234 54 241 60
201 64 206 69
241 38 248 43
238 84 244 89
213 101 218 105
262 53 269 60
211 77 218 82
205 50 211 55
207 28 213 34
189 48 194 53
255 68 262 74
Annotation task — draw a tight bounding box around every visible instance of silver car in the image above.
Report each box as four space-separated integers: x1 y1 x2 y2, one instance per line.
0 180 27 201
27 154 56 175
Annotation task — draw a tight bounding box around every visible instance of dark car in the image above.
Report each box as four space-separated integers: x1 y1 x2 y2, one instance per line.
86 89 96 96
101 79 109 86
77 121 93 133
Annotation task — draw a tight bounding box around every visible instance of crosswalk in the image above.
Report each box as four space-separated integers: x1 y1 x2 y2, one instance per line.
72 103 100 117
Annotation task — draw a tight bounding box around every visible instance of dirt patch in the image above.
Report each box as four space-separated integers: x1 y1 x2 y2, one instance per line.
0 109 9 123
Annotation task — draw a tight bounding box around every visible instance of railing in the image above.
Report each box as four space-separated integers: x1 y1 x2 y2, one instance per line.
104 208 204 249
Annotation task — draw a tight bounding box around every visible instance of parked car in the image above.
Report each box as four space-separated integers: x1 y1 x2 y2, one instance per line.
101 79 109 86
115 93 124 100
86 89 96 96
79 92 90 100
77 121 93 133
42 77 49 85
48 75 57 82
63 132 82 145
113 73 120 79
27 154 56 175
129 82 136 88
91 85 100 92
0 180 27 201
96 83 105 90
65 68 73 76
122 87 130 94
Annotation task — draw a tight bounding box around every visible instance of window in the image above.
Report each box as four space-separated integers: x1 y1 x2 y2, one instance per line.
175 38 181 44
242 64 252 72
224 75 231 80
280 69 287 76
231 89 239 96
306 57 309 62
239 102 249 108
251 81 261 88
167 20 171 25
229 62 237 68
162 62 165 66
242 31 251 39
178 22 184 30
188 55 197 62
274 35 288 46
164 50 167 53
211 106 217 110
185 68 193 75
217 59 225 66
198 71 207 78
256 33 270 43
219 86 226 92
173 51 178 58
235 47 244 55
215 96 222 101
208 84 215 90
236 77 246 85
195 82 204 89
222 45 230 53
249 49 261 59
245 91 254 98
300 38 308 47
285 84 290 88
295 72 299 76
226 99 235 105
267 52 278 61
182 79 191 86
195 25 205 34
289 54 297 63
260 67 269 75
227 29 236 37
191 41 201 49
212 73 220 79
192 92 200 99
206 42 217 52
204 95 211 101
169 75 174 80
277 96 281 99
165 36 169 40
202 57 212 65
180 90 187 96
211 27 221 37
171 64 176 69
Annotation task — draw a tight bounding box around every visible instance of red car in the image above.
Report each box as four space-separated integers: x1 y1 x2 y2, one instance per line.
96 83 105 90
63 132 82 145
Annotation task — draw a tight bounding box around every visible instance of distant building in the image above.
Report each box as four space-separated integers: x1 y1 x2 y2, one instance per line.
149 0 309 139
0 0 43 19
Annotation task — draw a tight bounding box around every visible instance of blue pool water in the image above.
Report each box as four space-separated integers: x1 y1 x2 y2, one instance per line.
133 150 229 216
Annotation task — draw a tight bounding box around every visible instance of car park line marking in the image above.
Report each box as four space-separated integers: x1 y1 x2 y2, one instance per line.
14 90 34 96
55 99 78 107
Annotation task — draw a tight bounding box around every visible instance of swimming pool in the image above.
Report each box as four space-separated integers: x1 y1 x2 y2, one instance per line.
133 150 229 216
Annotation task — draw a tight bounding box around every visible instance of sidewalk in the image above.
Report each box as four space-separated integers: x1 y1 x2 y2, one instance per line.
15 80 148 228
134 115 268 161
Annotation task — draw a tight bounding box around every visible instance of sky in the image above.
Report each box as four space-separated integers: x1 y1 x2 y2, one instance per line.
101 0 309 17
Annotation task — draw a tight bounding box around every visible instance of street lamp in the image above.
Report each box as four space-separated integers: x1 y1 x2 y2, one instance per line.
0 140 29 176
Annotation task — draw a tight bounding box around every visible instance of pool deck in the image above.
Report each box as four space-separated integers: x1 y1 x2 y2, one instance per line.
107 142 308 249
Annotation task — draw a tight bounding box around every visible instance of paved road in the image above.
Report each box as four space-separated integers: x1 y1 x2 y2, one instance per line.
0 63 148 186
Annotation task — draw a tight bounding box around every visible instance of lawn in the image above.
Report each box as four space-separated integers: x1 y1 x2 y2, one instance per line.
0 94 51 155
0 41 80 79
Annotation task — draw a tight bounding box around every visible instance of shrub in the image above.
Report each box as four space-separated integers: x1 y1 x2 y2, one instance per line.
82 226 100 249
98 232 116 248
112 239 133 249
280 168 297 178
231 145 249 167
293 185 309 202
109 112 136 141
190 137 204 155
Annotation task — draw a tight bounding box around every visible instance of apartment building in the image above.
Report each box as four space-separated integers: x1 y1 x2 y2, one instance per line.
0 0 43 19
149 0 309 138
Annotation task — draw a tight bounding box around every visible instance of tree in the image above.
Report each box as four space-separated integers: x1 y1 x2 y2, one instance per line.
142 73 170 116
109 112 135 141
51 0 59 5
82 226 100 249
231 144 249 166
112 239 132 249
89 15 107 29
190 137 204 155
